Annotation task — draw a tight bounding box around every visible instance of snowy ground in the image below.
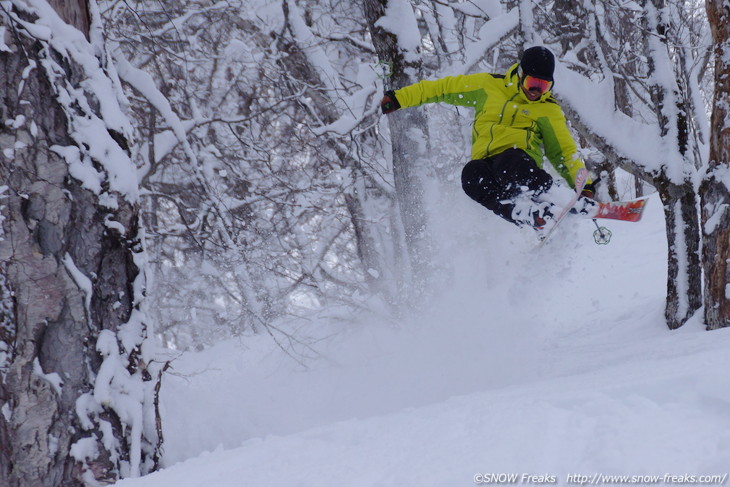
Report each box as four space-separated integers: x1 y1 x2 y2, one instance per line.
118 187 730 487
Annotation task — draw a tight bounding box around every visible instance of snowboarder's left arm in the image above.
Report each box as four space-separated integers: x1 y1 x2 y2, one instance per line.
537 101 593 189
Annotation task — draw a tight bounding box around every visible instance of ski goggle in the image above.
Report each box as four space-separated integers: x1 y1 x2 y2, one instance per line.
522 74 553 94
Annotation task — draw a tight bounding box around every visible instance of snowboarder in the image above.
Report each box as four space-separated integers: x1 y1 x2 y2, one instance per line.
380 46 596 231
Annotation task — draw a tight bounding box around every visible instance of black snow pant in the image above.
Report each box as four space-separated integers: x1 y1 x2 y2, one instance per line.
461 148 554 226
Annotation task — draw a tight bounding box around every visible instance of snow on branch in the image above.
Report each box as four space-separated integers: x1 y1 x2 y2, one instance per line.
453 7 519 77
148 0 229 38
556 65 667 181
374 0 421 63
311 85 378 136
283 0 346 102
282 0 380 137
112 49 201 167
112 46 243 246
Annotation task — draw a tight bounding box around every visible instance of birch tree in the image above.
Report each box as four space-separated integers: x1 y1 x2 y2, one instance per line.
0 1 161 484
642 0 703 329
703 0 730 329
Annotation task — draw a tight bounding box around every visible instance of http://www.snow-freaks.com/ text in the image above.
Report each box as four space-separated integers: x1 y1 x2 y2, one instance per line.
473 472 728 485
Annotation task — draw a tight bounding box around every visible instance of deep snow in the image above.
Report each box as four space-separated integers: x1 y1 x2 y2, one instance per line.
118 184 730 487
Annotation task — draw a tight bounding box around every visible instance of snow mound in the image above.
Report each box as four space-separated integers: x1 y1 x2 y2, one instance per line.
119 192 730 486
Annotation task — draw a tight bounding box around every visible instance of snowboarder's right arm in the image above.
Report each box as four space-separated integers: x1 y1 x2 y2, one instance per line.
381 73 492 114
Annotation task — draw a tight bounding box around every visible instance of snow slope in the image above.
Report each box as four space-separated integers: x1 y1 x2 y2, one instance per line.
118 187 730 487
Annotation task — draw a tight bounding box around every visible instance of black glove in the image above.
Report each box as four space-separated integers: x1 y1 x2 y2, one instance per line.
380 90 401 114
581 182 596 199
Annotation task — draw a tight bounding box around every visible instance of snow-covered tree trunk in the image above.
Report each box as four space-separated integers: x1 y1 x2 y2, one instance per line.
702 0 730 329
0 1 160 485
643 0 702 329
658 183 702 328
518 0 540 47
362 0 433 292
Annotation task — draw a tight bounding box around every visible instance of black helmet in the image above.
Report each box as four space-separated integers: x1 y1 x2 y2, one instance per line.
520 46 555 82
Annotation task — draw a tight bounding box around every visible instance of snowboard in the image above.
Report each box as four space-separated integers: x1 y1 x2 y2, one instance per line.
591 198 648 222
539 170 649 245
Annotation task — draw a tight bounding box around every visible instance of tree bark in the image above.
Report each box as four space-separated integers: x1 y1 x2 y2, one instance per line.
642 0 702 329
47 0 90 37
0 2 159 485
702 0 730 329
657 182 703 329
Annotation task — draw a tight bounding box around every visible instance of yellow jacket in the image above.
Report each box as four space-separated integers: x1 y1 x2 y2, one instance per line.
394 64 589 188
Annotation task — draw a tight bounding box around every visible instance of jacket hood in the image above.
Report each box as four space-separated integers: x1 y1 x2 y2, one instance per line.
505 63 552 103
